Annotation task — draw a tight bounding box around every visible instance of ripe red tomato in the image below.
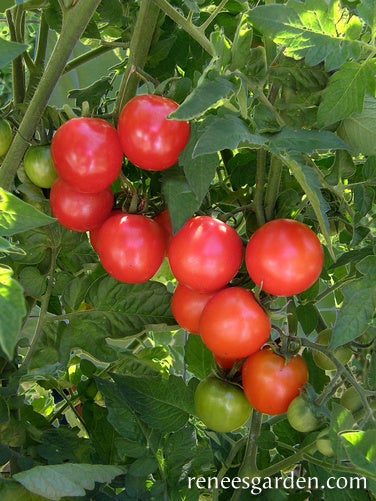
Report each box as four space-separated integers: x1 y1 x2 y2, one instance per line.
214 354 242 371
199 287 271 359
117 94 190 171
154 209 173 248
171 283 220 334
24 145 57 188
96 212 166 283
89 210 122 252
51 117 123 193
245 218 324 296
50 178 113 232
168 216 243 292
194 375 252 432
242 348 308 415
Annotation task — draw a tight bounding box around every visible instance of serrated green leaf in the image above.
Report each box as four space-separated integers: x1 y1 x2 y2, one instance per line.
0 267 26 360
0 189 55 236
357 0 376 37
0 236 25 255
330 274 376 348
341 430 376 476
68 76 112 108
248 0 363 71
0 38 28 68
161 167 201 231
179 123 219 203
193 114 265 157
14 464 124 501
110 373 195 432
185 334 213 380
171 76 234 120
277 152 332 256
317 60 376 128
267 126 348 154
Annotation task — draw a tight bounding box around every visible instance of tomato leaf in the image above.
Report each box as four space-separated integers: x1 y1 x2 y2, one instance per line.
0 38 28 68
330 256 376 348
276 152 332 257
0 188 55 236
341 430 376 476
267 126 348 154
0 267 26 360
106 374 195 432
171 75 234 120
317 60 376 128
193 114 265 157
13 464 124 501
185 334 213 380
248 0 363 71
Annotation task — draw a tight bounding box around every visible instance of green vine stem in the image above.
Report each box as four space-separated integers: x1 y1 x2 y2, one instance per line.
0 0 102 191
152 0 214 56
199 0 230 32
25 12 50 102
264 155 283 221
21 243 58 367
253 148 267 227
113 0 161 121
6 6 25 105
238 410 263 477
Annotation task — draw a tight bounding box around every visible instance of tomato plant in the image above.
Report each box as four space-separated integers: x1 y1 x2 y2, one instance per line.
23 145 57 188
0 118 12 156
117 94 190 171
340 386 363 413
95 212 166 283
1 0 376 499
50 177 114 231
168 215 243 292
51 117 123 193
312 329 352 371
286 394 321 432
171 283 219 334
242 349 309 415
194 375 252 432
245 219 324 296
199 287 271 359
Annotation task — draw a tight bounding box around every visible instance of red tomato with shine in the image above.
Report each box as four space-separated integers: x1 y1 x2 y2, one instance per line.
245 218 324 296
168 216 243 292
242 348 308 415
154 209 173 248
171 283 221 334
50 178 113 232
117 94 190 171
96 212 166 283
51 117 123 193
199 287 271 359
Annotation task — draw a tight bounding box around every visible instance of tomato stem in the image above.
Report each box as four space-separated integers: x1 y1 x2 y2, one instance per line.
113 0 161 120
238 410 263 478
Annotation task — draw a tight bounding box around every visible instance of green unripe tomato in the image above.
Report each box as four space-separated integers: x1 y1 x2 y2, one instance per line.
316 429 334 457
340 386 363 413
24 145 58 188
0 118 12 156
287 395 321 433
194 375 252 433
312 329 352 371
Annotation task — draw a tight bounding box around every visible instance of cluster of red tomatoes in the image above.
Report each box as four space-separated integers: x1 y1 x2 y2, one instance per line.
168 216 324 432
48 94 190 282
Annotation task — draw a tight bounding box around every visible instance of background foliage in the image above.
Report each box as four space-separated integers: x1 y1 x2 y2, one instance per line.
0 0 375 499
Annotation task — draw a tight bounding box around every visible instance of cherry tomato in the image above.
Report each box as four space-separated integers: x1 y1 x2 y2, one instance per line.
171 283 220 334
51 117 123 193
194 375 252 432
168 216 243 292
154 209 173 248
89 209 121 252
340 387 363 413
0 118 12 156
316 429 334 457
312 329 352 371
199 287 271 359
24 145 58 188
50 178 113 232
96 212 166 283
117 94 190 171
245 219 324 296
286 395 321 432
242 348 308 415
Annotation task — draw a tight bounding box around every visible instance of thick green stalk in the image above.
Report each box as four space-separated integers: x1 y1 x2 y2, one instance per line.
264 155 282 221
253 148 267 226
0 0 101 190
238 410 263 478
113 0 161 120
